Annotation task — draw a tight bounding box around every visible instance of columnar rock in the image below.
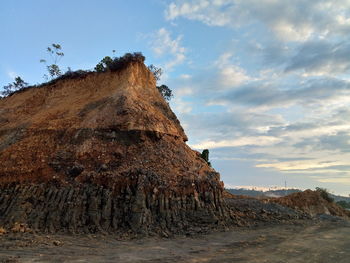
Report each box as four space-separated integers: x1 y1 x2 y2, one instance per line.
0 62 230 234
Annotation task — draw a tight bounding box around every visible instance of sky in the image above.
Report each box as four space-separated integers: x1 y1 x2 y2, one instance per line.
1 0 350 196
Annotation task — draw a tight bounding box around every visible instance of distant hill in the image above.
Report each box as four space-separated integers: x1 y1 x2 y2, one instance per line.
225 188 301 198
225 187 350 202
331 194 350 203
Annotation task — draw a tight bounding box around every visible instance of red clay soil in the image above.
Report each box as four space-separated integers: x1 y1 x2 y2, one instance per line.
269 189 350 218
0 62 191 186
0 62 230 234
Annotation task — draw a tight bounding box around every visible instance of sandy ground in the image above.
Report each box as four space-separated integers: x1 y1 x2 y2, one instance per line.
1 219 349 263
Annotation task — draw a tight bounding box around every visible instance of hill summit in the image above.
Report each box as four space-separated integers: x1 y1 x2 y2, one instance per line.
0 61 229 234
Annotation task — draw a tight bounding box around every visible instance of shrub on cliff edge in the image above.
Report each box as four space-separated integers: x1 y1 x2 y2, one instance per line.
316 187 334 203
95 52 146 73
1 76 28 97
147 64 173 101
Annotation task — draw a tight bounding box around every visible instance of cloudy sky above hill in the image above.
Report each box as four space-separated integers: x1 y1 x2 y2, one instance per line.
1 0 350 195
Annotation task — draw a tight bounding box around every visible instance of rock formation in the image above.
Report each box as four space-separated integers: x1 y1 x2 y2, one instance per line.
0 62 230 234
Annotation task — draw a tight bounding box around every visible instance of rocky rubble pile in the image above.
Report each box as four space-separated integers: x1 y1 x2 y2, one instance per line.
225 198 309 226
269 189 350 218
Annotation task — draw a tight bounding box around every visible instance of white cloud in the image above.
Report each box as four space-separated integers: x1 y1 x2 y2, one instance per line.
317 177 350 184
211 77 350 111
165 0 350 42
175 87 193 96
215 53 251 88
150 28 186 71
166 1 231 26
190 136 281 149
219 66 250 87
256 160 348 171
171 97 193 114
179 74 191 79
163 1 350 194
271 21 314 42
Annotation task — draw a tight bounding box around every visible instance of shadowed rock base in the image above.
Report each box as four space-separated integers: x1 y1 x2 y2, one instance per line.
0 180 231 235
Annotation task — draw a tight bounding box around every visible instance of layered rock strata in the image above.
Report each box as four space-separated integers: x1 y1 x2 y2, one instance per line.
0 62 230 234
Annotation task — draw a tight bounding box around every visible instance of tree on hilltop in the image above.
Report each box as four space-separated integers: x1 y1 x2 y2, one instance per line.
40 43 64 80
95 56 113 72
1 76 28 97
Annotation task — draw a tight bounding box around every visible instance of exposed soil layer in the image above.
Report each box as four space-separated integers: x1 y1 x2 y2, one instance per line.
0 62 230 234
0 62 188 186
0 219 349 263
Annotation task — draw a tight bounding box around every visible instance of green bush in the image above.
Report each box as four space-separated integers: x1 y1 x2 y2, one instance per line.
157 85 173 101
94 56 113 72
1 76 28 97
316 187 334 203
148 64 162 81
108 52 145 71
94 52 145 72
200 149 211 167
148 64 173 101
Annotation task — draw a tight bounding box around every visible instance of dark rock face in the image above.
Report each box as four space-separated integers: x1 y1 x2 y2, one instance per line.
0 180 229 234
0 124 28 152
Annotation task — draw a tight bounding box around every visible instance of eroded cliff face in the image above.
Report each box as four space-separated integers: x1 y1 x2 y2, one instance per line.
0 62 230 234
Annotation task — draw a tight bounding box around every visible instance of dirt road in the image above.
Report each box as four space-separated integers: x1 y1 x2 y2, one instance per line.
1 219 349 263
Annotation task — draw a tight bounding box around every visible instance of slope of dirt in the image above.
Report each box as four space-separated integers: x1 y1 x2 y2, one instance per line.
0 62 187 185
0 62 230 235
269 189 350 218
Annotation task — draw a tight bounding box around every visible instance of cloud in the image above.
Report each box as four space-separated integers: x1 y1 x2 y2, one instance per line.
163 1 350 194
317 177 350 184
191 136 281 149
256 160 348 172
173 109 285 160
211 77 350 109
166 1 232 27
150 28 186 71
166 51 255 110
165 0 350 41
319 132 350 152
179 74 191 80
174 68 350 183
285 40 350 76
171 96 193 114
215 53 251 88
